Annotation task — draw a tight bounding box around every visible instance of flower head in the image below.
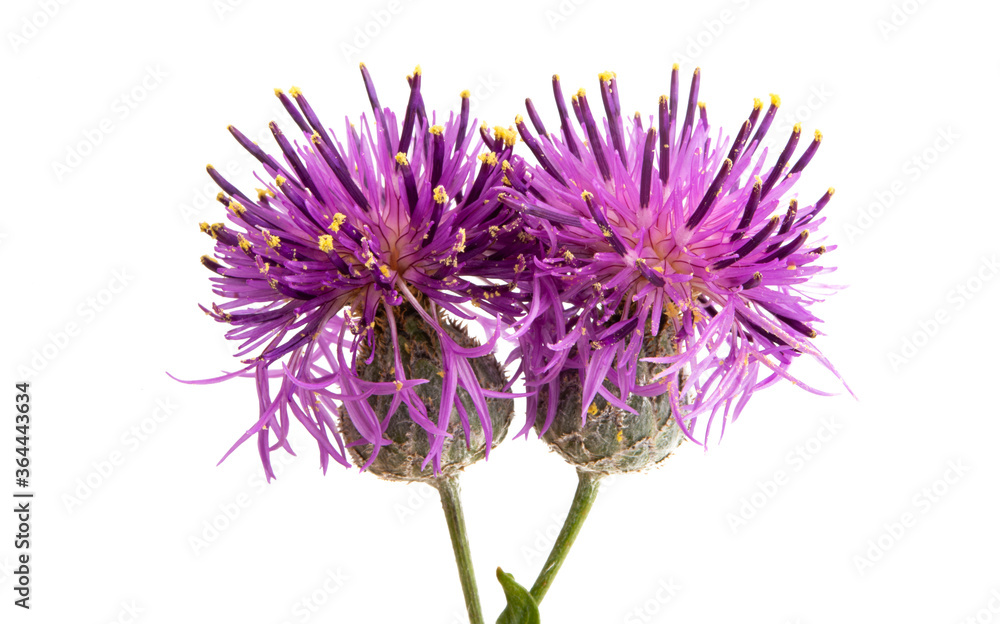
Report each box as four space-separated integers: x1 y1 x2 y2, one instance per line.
194 64 531 479
510 67 842 446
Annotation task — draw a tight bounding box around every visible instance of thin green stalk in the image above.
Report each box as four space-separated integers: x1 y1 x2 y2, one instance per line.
436 475 484 624
529 469 603 602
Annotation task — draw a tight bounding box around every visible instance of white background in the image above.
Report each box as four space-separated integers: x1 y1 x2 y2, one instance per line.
3 0 999 622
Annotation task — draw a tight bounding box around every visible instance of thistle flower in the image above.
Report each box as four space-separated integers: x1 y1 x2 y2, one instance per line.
509 67 842 452
193 64 532 480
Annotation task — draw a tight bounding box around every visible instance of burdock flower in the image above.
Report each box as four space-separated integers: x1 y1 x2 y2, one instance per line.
509 66 843 467
192 64 532 481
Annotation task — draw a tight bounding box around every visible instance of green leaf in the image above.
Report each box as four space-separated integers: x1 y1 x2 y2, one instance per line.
495 567 540 624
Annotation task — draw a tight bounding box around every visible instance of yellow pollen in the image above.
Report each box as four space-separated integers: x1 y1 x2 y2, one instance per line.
514 114 524 125
753 97 763 110
267 235 281 249
379 265 391 278
698 101 706 109
576 88 586 98
395 152 409 166
598 70 616 83
793 122 802 133
274 88 284 97
493 125 517 147
814 129 823 141
413 64 422 76
289 86 302 97
228 201 245 215
275 175 287 186
433 185 449 203
563 249 575 261
237 235 251 252
828 187 836 195
460 89 471 98
659 94 668 105
318 235 334 252
394 381 403 391
770 93 781 107
199 222 211 234
580 190 594 201
429 125 444 136
329 213 346 232
616 429 624 444
672 63 679 71
478 152 499 166
588 403 598 416
454 228 466 253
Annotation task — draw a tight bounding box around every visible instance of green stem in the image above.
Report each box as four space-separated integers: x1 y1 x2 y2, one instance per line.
436 475 484 624
529 469 603 603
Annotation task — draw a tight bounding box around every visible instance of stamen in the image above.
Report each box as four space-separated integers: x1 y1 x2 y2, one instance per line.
679 67 700 150
577 91 612 180
740 272 762 290
685 158 732 229
789 129 823 176
658 95 671 184
551 75 580 157
759 230 808 264
778 199 798 235
515 115 567 186
599 71 628 167
730 178 762 241
455 89 470 153
525 97 548 137
201 255 224 274
639 127 656 208
311 134 372 212
761 123 801 197
713 215 780 270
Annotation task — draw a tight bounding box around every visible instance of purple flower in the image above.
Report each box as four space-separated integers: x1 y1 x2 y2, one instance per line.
509 67 845 445
191 65 532 479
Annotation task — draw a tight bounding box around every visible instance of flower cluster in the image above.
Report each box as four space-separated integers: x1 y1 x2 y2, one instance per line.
189 63 842 480
507 67 842 448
